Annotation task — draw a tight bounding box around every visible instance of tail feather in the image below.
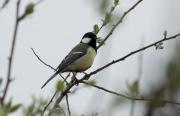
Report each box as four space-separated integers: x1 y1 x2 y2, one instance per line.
41 71 60 89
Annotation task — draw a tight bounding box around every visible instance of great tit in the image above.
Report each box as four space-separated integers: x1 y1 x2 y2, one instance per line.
41 32 97 89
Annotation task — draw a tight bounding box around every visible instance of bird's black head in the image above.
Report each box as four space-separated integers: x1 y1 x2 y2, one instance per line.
81 32 97 50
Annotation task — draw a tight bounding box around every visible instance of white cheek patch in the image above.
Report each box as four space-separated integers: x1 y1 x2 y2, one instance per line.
73 52 83 54
82 37 91 44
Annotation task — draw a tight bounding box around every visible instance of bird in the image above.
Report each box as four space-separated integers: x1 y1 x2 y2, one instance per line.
41 32 97 89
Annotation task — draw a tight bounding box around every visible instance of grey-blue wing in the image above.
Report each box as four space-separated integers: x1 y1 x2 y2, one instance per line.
57 52 84 72
56 43 88 72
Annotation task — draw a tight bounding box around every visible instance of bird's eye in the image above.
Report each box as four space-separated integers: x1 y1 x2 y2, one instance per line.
82 37 91 44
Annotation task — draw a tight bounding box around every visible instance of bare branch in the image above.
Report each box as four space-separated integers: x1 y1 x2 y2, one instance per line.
31 48 56 71
81 81 180 105
66 94 71 116
97 0 144 49
31 48 68 84
42 91 57 115
1 0 21 105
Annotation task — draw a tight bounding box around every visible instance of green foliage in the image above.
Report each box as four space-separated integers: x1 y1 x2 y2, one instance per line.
0 99 21 116
96 37 104 45
166 44 180 94
10 104 22 113
126 80 139 97
92 112 98 116
48 105 65 116
99 0 109 14
110 96 128 108
93 24 99 34
149 99 166 108
23 96 47 116
83 80 97 88
103 12 112 25
163 30 167 38
25 2 34 15
86 80 96 85
56 80 64 92
114 0 119 6
19 2 35 20
155 42 164 50
147 87 167 108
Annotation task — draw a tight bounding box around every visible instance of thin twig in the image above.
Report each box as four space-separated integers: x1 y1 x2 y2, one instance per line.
31 48 68 85
41 74 71 113
31 48 56 71
97 0 144 49
1 0 21 105
42 91 57 115
34 0 46 6
52 81 76 110
81 81 180 105
66 94 71 116
96 23 105 34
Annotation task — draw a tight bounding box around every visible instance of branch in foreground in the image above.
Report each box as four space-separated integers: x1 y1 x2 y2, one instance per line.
41 91 57 115
81 81 180 105
52 33 180 111
97 0 144 49
31 48 68 84
1 0 21 105
66 94 71 116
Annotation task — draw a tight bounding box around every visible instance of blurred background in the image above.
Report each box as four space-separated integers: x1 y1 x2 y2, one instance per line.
0 0 180 116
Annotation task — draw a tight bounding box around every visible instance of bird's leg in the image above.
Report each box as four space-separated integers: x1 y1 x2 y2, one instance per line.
70 72 78 85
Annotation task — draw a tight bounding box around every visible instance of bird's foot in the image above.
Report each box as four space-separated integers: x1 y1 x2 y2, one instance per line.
82 72 90 80
70 72 79 85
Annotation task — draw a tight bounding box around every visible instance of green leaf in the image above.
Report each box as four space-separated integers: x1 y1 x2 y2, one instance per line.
19 2 34 21
155 42 164 50
48 105 64 116
87 80 96 85
56 80 64 92
26 103 35 115
10 104 22 113
96 37 104 44
25 2 34 15
126 80 139 96
114 0 119 6
2 99 12 114
163 30 167 38
93 24 99 34
103 12 112 25
158 46 164 49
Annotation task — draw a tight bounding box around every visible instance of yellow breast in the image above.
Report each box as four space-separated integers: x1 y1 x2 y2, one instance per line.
67 47 96 72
